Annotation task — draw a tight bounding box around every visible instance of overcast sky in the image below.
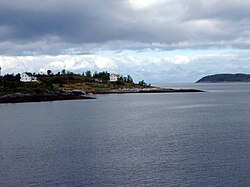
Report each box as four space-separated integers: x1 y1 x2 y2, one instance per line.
0 0 250 83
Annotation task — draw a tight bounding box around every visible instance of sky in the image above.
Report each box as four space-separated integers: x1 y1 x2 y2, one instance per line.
0 0 250 83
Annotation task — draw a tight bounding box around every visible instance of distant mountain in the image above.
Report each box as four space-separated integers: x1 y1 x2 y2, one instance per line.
196 73 250 83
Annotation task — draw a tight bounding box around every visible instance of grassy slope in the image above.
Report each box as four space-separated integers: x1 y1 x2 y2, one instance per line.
0 74 150 95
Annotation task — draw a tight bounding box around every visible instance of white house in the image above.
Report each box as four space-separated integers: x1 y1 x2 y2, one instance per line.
110 74 120 82
20 72 37 82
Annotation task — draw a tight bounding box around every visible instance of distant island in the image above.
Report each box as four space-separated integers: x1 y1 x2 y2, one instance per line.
196 73 250 83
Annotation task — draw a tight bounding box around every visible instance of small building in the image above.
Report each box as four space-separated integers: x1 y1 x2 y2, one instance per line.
110 74 120 82
20 72 37 82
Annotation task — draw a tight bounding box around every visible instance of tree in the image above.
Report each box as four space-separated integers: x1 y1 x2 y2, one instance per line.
93 71 98 78
139 80 146 86
91 71 110 82
119 76 124 81
85 70 92 78
47 70 52 75
127 75 133 83
61 69 66 75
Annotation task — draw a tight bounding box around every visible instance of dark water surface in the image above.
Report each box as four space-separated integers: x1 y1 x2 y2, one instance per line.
0 83 250 186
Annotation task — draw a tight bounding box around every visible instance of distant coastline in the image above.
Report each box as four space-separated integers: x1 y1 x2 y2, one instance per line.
196 73 250 83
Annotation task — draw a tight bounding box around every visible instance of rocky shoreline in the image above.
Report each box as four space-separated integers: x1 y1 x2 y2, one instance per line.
0 88 203 104
0 92 95 104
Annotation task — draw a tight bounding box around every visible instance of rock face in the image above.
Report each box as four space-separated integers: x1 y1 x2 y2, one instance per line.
196 73 250 83
0 92 95 104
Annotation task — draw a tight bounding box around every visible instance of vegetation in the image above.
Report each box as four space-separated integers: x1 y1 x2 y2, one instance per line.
0 70 151 95
0 74 60 95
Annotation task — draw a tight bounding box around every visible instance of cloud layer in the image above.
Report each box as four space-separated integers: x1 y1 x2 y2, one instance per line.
0 0 250 82
0 0 250 55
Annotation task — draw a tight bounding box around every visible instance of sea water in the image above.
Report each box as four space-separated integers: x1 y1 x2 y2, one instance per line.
0 83 249 186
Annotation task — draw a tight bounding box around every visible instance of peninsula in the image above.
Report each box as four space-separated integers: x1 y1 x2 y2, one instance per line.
196 73 250 83
0 70 203 103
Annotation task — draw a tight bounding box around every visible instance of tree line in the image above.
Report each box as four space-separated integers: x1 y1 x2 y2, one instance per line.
30 69 135 84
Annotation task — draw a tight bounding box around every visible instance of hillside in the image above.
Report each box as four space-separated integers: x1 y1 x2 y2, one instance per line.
196 73 250 83
0 71 150 95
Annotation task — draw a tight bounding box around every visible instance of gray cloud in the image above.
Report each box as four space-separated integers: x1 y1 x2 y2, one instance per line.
0 0 250 55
